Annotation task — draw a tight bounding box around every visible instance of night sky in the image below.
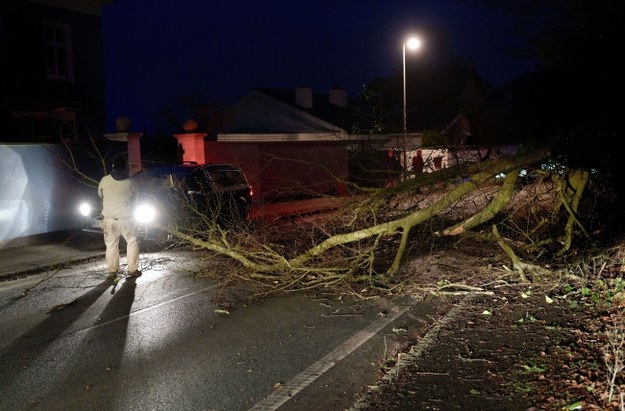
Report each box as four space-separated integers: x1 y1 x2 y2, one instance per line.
102 0 542 133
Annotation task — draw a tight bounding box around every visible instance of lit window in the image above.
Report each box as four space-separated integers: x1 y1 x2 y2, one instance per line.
44 21 74 82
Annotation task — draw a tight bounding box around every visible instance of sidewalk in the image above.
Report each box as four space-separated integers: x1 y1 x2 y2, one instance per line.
0 232 104 280
0 197 345 280
350 290 583 410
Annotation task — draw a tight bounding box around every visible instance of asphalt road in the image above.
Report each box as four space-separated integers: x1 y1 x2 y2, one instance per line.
0 249 447 410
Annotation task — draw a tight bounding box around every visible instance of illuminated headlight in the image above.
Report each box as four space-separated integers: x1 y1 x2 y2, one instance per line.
134 203 157 224
79 202 92 217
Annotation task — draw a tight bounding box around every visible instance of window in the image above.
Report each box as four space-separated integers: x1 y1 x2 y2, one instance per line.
44 21 74 82
208 169 247 189
11 108 77 142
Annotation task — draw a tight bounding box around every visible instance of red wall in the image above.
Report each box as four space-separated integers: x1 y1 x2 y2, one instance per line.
203 141 348 200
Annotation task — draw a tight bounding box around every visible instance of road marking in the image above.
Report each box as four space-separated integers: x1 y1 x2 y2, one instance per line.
349 294 475 410
248 303 411 411
72 283 220 334
0 280 220 352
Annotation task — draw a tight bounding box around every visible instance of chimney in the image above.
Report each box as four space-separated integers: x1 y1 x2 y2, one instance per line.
329 86 347 107
295 86 313 108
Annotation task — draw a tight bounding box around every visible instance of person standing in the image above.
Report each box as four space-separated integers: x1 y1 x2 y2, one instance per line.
98 156 141 278
384 149 402 187
412 149 424 175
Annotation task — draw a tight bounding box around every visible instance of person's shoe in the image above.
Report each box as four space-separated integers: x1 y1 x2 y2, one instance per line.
106 272 118 279
127 270 142 277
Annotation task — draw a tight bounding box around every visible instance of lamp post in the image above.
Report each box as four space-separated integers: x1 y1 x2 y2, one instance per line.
402 36 422 175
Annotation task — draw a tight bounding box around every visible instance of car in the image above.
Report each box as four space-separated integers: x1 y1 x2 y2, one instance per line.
77 162 253 241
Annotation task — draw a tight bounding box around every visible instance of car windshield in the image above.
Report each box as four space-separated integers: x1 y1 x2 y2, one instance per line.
207 169 247 189
140 165 247 193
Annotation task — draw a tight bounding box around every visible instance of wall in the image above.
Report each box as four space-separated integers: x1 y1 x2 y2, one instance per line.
202 141 348 200
408 145 519 174
203 142 260 197
257 142 348 200
0 144 94 248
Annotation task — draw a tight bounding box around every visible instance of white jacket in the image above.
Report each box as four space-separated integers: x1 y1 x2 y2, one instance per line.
98 175 137 219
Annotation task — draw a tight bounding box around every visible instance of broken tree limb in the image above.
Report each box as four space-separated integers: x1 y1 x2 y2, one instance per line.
159 147 552 285
557 169 590 255
492 224 551 283
437 169 519 236
291 148 552 277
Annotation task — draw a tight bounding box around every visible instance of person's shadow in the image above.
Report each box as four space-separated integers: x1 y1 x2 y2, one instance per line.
0 279 113 359
39 277 138 410
0 278 114 408
98 276 137 323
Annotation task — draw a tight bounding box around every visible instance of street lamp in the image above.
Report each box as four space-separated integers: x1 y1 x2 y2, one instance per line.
402 36 422 175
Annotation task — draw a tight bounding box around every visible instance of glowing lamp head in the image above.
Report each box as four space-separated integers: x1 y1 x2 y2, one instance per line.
406 37 422 51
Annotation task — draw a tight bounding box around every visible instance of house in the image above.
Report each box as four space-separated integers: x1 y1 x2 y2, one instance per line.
0 0 110 143
174 86 422 200
169 63 527 202
181 62 528 198
0 0 110 247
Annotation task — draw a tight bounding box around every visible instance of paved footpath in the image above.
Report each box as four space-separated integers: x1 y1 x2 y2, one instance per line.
351 290 572 410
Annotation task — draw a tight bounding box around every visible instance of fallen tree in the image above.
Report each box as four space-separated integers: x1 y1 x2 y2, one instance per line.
158 145 608 290
56 135 604 292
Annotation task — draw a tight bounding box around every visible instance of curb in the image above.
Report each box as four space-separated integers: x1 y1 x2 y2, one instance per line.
0 253 105 282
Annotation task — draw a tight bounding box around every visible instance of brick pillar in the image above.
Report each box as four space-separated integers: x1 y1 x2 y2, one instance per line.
174 133 207 164
127 132 143 176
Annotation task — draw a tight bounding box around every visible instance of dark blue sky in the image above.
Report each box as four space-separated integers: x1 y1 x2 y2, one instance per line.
102 0 541 133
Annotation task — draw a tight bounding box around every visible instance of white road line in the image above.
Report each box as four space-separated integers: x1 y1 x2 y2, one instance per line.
248 303 411 411
349 294 475 410
0 281 220 351
72 283 220 335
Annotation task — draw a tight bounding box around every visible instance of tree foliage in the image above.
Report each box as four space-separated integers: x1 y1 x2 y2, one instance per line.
159 145 612 291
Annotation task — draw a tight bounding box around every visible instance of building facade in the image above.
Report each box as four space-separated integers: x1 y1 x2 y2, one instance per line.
0 0 110 143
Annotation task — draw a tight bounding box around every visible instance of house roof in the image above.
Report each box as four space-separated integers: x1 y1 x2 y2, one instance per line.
221 88 355 135
256 87 362 131
218 60 526 146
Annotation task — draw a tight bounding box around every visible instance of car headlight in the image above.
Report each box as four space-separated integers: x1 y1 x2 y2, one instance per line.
134 203 157 224
79 202 93 217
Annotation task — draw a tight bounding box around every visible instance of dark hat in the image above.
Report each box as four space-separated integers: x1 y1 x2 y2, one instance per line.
112 157 127 172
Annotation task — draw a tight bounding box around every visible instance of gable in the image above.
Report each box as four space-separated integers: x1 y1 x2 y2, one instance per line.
222 90 345 134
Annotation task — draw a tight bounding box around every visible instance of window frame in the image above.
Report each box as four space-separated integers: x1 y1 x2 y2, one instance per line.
44 20 74 83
